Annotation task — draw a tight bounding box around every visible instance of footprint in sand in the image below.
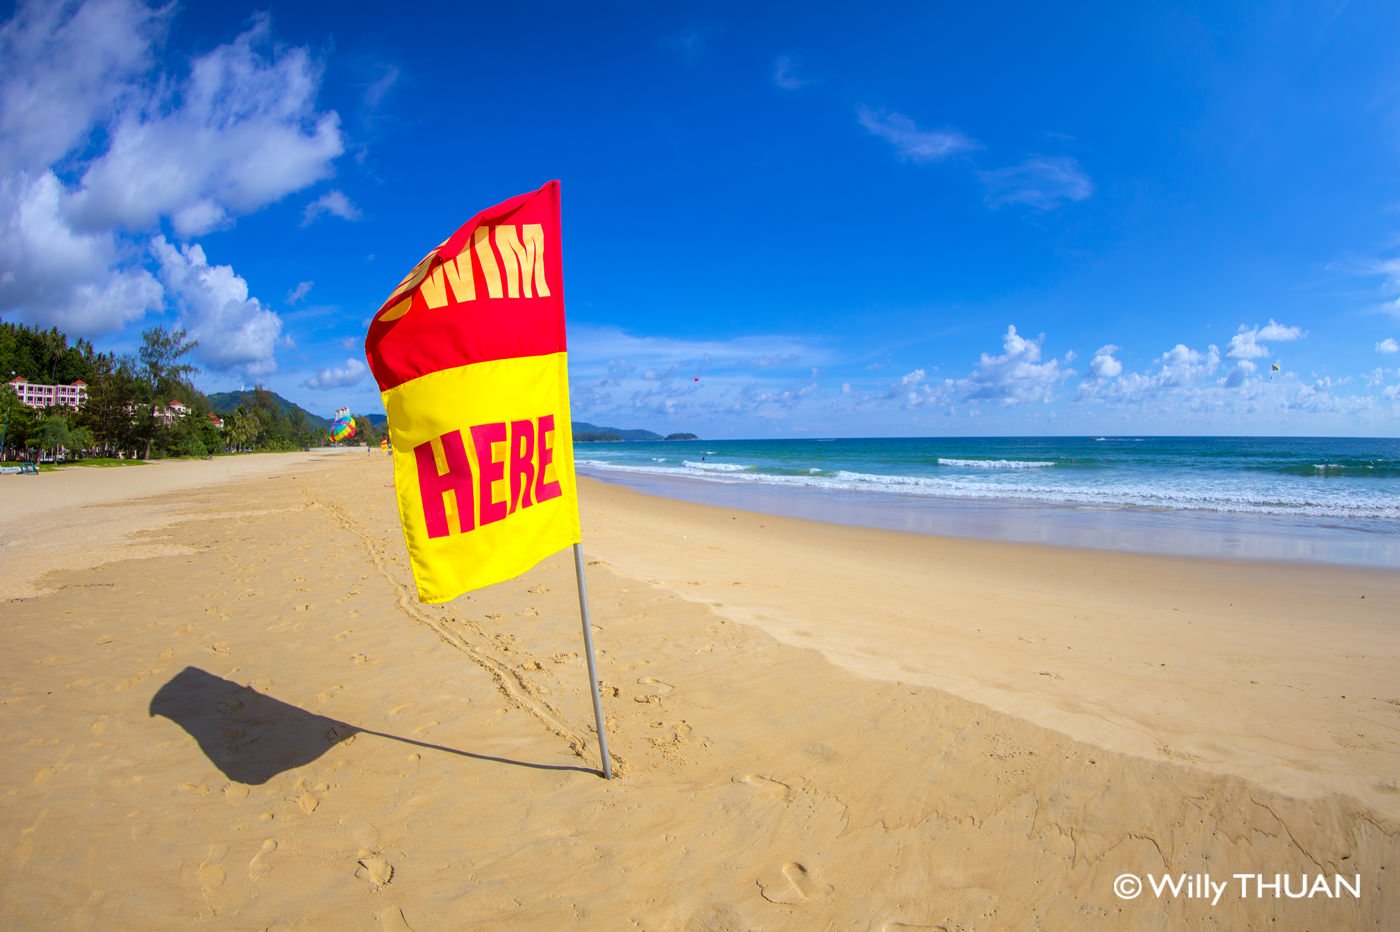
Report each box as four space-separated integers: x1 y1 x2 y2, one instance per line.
376 907 414 930
527 584 550 594
637 676 675 695
248 839 277 880
292 781 329 813
356 852 395 889
199 844 228 892
758 862 832 904
735 774 792 801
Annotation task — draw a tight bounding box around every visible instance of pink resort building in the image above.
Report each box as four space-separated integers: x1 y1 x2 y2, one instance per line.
8 377 88 410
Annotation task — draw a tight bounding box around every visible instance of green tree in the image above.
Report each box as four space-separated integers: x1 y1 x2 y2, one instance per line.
137 327 198 459
77 354 143 458
29 412 88 461
224 408 261 452
0 381 28 461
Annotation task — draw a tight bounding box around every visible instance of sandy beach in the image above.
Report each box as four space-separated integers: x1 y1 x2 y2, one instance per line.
2 450 1397 930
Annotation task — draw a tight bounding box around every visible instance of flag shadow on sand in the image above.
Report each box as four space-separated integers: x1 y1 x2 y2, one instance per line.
150 666 596 784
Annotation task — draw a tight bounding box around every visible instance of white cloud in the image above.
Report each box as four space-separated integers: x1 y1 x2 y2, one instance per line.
1377 337 1398 354
0 0 167 175
568 325 829 426
152 236 282 375
857 108 977 163
1154 343 1220 386
67 14 342 237
1227 318 1304 359
0 169 162 332
305 357 366 390
0 1 343 341
1084 342 1223 405
286 280 313 304
302 189 361 226
944 325 1072 405
1088 344 1123 379
979 157 1093 210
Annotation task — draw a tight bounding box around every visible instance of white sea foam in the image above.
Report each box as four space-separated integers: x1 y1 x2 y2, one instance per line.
938 457 1055 469
683 460 747 472
574 459 1400 520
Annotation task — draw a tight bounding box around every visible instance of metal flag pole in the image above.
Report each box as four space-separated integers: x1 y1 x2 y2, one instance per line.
573 543 613 779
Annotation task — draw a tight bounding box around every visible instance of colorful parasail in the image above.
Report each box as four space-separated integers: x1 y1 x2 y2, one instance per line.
329 407 357 443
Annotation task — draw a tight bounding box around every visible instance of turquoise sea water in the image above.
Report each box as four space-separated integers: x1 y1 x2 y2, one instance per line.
576 436 1400 567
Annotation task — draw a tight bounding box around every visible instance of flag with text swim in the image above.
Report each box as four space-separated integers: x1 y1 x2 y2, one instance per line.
364 181 579 604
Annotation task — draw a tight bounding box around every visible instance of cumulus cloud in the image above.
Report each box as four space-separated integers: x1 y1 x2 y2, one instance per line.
67 14 342 237
152 236 282 376
1088 344 1123 379
979 157 1093 210
947 325 1072 405
301 189 361 226
0 169 162 332
1377 337 1398 354
1080 342 1223 405
0 0 167 175
305 357 366 390
1226 318 1304 359
0 0 343 346
857 107 977 163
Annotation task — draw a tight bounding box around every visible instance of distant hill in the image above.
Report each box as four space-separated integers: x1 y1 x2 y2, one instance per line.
572 421 697 442
207 391 388 428
201 399 673 440
208 390 339 427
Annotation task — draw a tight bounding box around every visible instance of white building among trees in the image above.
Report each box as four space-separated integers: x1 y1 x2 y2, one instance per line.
7 377 88 410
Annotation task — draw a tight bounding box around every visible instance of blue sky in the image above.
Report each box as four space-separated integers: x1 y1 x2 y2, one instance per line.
3 0 1399 437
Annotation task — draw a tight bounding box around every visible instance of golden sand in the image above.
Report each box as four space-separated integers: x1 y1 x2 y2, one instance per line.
1 451 1396 929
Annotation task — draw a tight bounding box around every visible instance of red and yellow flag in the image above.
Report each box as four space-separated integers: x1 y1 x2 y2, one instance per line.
364 182 579 603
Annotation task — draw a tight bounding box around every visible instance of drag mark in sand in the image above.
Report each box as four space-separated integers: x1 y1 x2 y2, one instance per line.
307 487 608 772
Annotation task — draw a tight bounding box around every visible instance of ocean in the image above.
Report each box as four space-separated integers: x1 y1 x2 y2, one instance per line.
575 436 1400 568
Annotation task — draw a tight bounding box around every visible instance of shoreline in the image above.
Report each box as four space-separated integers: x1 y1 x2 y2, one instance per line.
578 464 1400 568
578 475 1400 818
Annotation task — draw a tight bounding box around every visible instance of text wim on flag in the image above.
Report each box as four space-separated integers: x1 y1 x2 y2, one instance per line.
364 181 580 604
